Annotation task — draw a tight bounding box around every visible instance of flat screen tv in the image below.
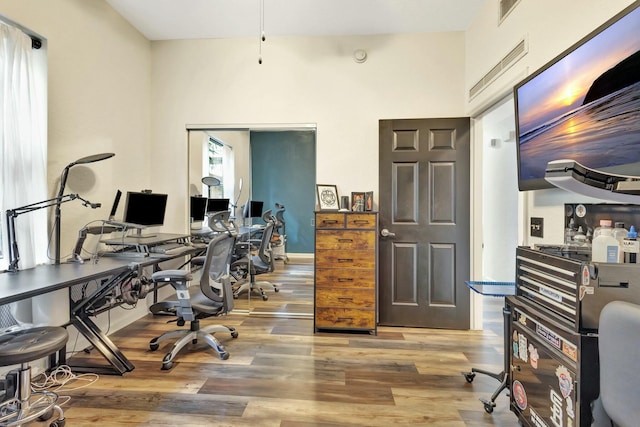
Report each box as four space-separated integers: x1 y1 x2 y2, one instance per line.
515 2 640 191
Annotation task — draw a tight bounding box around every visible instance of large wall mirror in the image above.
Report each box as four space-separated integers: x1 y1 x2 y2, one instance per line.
187 125 316 317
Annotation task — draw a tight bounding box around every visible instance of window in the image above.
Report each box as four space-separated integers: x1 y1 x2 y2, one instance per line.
0 22 48 271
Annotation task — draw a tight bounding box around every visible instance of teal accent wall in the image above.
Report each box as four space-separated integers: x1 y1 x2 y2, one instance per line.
250 131 316 254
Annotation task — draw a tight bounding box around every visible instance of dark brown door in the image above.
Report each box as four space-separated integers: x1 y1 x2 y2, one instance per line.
378 118 470 329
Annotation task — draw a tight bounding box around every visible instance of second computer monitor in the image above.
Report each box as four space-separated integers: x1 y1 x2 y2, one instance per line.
207 198 229 213
242 201 264 219
123 192 168 227
190 196 208 222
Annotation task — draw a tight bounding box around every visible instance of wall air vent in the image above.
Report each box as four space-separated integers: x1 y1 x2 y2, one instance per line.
468 38 527 101
500 0 521 22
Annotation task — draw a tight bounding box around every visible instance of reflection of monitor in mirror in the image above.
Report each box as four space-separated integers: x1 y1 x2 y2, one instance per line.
190 196 208 222
123 191 168 238
207 198 229 213
242 201 264 219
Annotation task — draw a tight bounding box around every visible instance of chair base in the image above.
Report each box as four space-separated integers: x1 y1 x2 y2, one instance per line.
233 279 279 301
149 321 238 370
0 367 65 427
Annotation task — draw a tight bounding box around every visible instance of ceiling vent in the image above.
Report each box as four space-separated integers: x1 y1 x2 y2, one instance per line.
468 38 527 101
500 0 521 22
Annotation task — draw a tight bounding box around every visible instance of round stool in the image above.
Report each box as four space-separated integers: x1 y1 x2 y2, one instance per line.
0 326 68 427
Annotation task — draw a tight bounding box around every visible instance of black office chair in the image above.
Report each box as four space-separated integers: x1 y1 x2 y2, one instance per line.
148 232 238 370
590 300 640 427
230 216 279 301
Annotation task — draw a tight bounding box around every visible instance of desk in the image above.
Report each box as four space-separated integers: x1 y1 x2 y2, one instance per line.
462 281 515 414
0 245 199 375
101 232 190 253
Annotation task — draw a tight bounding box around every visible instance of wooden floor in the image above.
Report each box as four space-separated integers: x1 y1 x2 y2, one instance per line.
63 258 519 426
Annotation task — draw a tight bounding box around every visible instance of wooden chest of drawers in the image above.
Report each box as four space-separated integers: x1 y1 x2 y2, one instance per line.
314 211 378 334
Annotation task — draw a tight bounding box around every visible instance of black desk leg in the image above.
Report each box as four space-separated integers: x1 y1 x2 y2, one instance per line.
462 302 511 414
69 311 135 376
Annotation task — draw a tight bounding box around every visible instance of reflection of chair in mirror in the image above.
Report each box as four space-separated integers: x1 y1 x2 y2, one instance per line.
271 202 289 264
591 300 640 427
148 232 238 370
230 218 279 301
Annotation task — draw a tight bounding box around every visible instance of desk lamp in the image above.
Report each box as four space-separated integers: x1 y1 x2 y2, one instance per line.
54 153 115 264
201 176 221 198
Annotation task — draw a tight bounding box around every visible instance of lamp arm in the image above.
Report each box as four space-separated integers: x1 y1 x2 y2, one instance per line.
5 193 88 272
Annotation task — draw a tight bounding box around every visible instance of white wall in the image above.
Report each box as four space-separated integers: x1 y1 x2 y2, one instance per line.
149 32 467 232
0 0 153 343
466 0 636 246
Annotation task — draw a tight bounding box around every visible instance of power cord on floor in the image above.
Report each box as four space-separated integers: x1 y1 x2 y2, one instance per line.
31 364 99 406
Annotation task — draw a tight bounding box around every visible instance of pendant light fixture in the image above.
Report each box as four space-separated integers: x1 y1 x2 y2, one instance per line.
258 0 265 64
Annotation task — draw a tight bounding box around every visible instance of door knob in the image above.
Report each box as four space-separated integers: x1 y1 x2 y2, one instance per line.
380 229 396 237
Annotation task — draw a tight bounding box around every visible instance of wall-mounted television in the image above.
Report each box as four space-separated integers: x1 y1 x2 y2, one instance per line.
515 1 640 191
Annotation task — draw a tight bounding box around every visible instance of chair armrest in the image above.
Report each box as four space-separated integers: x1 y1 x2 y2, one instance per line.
151 269 192 284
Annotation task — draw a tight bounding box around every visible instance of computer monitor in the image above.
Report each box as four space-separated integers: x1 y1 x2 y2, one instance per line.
207 198 229 213
190 196 208 222
109 190 122 220
242 201 264 219
123 192 168 237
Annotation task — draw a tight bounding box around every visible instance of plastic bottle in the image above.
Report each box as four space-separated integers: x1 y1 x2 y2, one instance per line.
592 220 622 263
612 222 629 245
573 226 587 246
564 218 576 245
593 219 612 240
622 225 639 264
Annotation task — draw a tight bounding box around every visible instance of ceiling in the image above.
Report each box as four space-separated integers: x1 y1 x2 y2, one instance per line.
106 0 485 41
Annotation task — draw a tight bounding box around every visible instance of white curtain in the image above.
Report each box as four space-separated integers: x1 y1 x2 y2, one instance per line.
0 22 48 273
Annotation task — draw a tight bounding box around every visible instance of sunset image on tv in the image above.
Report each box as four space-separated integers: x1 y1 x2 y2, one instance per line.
516 5 640 184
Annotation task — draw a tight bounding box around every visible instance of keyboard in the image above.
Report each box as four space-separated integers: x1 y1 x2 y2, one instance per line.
149 242 190 254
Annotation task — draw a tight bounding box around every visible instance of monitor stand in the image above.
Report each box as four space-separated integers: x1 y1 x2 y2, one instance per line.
131 228 156 239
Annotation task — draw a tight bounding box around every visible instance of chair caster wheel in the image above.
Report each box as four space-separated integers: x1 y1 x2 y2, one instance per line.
274 287 279 292
150 342 159 351
50 419 66 427
462 372 475 383
219 351 230 360
231 331 239 338
484 402 494 413
177 319 185 327
233 294 239 299
161 354 174 370
262 294 268 301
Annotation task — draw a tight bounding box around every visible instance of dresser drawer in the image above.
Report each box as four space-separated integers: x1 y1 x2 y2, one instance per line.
315 288 375 308
315 307 375 329
346 214 376 229
315 230 374 250
316 213 345 229
315 249 375 269
315 268 375 289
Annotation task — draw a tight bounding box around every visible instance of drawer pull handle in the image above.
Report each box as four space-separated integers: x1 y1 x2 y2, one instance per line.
338 239 353 243
338 258 354 262
338 297 353 301
337 278 354 282
337 317 353 322
353 220 368 224
322 220 338 224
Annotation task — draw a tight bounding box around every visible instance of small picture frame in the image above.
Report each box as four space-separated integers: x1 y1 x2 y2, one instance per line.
316 184 340 210
351 192 365 212
364 191 374 211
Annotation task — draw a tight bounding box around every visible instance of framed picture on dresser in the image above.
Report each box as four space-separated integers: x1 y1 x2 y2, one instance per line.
364 191 374 211
316 184 339 210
